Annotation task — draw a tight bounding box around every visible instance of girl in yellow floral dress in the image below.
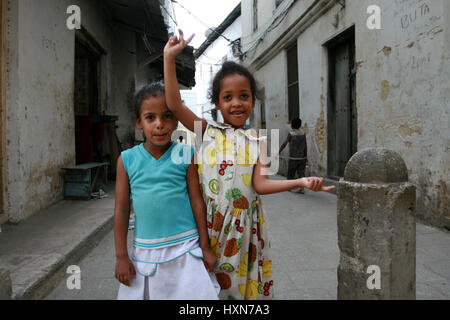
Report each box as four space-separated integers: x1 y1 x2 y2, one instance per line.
163 30 335 300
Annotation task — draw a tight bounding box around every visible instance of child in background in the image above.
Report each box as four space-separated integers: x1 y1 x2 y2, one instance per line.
279 118 308 194
114 82 219 300
164 30 335 300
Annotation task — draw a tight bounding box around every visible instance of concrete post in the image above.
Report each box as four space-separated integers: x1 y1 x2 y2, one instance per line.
337 148 416 299
0 267 11 299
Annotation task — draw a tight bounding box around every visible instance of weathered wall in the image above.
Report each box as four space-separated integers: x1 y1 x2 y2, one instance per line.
353 0 449 228
6 0 76 222
5 0 140 223
242 0 449 228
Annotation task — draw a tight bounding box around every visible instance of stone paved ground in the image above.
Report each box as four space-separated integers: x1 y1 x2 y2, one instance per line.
46 176 450 300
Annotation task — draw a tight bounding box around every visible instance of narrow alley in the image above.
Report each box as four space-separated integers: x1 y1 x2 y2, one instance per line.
44 177 450 300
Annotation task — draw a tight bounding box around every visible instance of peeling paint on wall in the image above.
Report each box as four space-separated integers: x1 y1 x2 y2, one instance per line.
380 80 390 101
382 46 392 56
314 95 327 162
398 121 423 138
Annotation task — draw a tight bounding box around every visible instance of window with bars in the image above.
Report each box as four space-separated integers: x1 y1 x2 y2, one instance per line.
287 44 299 121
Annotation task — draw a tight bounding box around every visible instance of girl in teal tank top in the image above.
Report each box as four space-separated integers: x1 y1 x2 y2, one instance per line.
114 83 219 300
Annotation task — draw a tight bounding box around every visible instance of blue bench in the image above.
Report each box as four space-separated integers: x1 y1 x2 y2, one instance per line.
62 162 109 200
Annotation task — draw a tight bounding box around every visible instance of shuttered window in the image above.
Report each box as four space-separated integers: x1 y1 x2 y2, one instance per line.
287 44 299 121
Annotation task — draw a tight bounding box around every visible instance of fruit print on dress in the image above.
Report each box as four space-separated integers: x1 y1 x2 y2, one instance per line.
223 238 241 257
216 272 232 290
225 188 250 217
219 263 235 273
239 280 259 300
210 236 221 258
215 130 236 156
199 122 273 300
209 179 219 195
212 211 224 232
219 160 234 177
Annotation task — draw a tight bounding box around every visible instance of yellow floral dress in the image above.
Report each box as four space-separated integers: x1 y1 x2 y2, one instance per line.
197 121 273 300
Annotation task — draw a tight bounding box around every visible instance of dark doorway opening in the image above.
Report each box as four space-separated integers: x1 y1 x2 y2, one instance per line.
325 26 357 179
74 29 103 165
287 43 299 122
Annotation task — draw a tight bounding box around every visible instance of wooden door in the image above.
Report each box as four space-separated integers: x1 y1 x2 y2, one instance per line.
287 44 299 121
327 31 357 178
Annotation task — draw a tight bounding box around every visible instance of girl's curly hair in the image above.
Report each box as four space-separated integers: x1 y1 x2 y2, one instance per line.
208 61 259 104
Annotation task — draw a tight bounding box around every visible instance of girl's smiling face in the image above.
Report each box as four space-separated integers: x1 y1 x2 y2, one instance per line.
136 96 178 149
215 73 255 128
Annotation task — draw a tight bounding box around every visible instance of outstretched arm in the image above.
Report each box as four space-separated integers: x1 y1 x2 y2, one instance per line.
253 140 335 195
164 30 207 134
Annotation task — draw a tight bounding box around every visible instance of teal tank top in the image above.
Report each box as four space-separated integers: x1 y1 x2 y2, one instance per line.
121 142 198 249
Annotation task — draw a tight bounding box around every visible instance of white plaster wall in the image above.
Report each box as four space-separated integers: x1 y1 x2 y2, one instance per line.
5 0 138 222
242 0 450 227
353 0 449 226
7 0 77 222
242 0 316 60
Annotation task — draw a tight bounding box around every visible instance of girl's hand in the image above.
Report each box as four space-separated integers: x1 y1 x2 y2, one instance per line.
202 246 217 272
299 177 335 192
164 29 194 60
115 256 136 287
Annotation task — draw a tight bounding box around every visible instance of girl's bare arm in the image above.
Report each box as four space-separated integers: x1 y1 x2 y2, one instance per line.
164 30 207 134
113 156 136 285
186 158 216 272
253 140 335 195
114 156 131 258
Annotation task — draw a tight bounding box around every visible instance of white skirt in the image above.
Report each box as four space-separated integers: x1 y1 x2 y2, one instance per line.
117 237 220 300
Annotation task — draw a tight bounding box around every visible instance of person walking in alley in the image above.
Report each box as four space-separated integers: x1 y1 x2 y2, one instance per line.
278 118 308 194
113 82 220 300
164 29 335 300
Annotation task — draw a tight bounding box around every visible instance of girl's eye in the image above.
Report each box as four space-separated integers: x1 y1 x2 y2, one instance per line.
146 115 154 120
241 94 249 99
223 95 231 101
164 113 173 119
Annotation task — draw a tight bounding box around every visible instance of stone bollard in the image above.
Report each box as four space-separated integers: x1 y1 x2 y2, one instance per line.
0 268 12 300
337 148 416 299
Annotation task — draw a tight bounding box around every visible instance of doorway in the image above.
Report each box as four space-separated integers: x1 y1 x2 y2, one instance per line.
0 0 7 223
74 29 103 165
326 26 357 179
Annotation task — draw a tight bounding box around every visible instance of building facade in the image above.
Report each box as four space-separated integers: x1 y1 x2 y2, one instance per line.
241 0 449 229
0 0 194 224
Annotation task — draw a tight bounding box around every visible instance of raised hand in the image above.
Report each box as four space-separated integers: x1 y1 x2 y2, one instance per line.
300 177 335 192
164 29 195 59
